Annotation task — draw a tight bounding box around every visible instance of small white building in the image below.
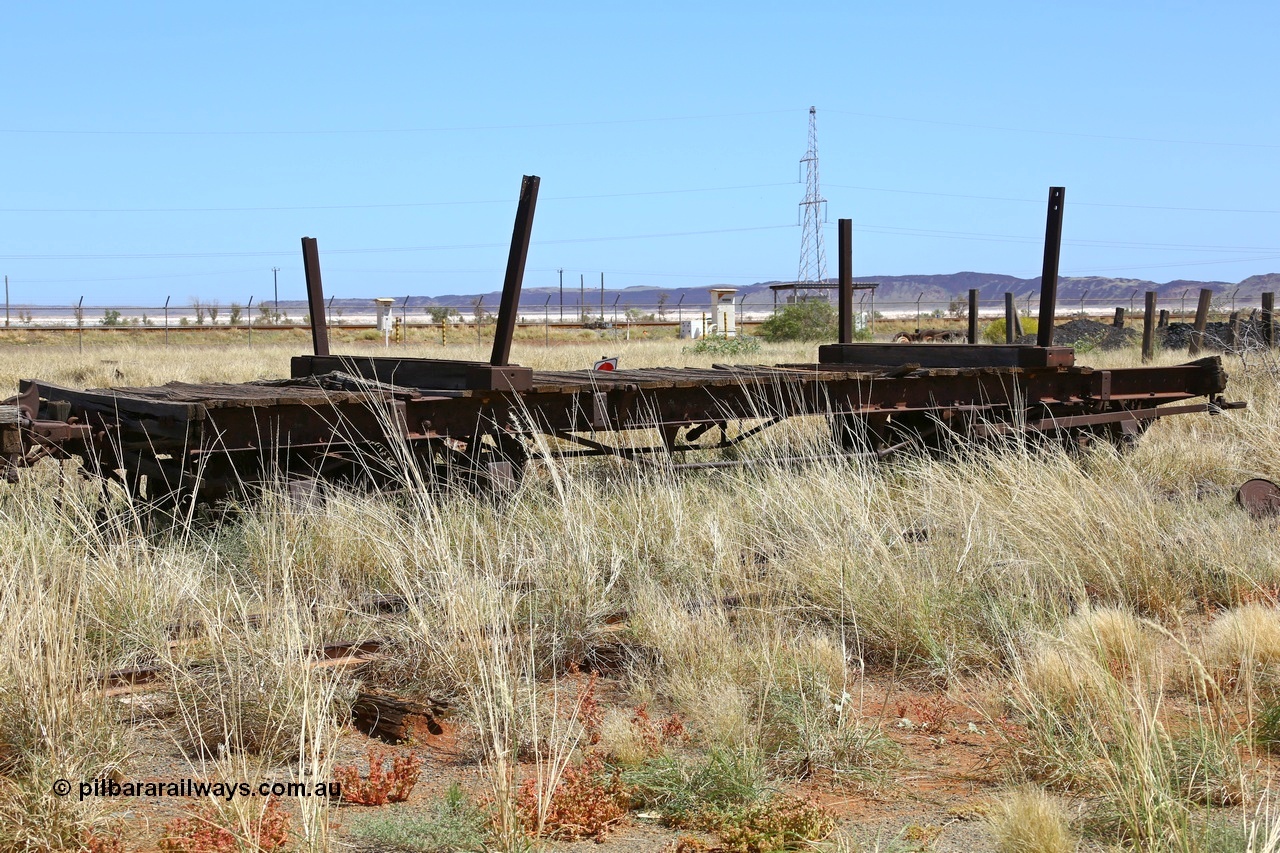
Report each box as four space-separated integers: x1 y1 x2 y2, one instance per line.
708 287 738 337
374 298 396 332
374 297 396 346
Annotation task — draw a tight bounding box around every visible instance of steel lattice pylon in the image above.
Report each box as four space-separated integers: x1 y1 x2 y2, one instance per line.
796 106 827 296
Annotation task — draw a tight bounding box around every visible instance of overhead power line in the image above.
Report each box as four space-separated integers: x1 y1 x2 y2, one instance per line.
0 109 799 137
823 108 1280 150
826 221 1280 254
6 180 1274 217
0 224 797 261
0 182 797 214
826 183 1280 215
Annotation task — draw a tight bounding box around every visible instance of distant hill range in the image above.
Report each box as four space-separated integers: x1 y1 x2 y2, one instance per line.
309 271 1280 314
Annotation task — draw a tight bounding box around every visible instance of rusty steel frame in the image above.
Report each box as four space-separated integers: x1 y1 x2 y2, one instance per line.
6 353 1239 502
0 180 1248 503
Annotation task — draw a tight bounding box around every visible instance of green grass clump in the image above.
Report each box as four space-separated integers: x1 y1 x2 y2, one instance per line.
982 316 1038 343
685 334 761 356
349 783 487 852
624 747 766 826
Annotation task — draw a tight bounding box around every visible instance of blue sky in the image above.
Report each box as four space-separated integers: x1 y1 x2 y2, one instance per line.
2 2 1278 308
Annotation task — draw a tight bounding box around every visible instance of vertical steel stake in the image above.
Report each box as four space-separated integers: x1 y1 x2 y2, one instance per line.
967 289 979 344
1037 187 1065 347
837 219 853 343
491 174 540 366
301 237 330 357
1004 292 1016 344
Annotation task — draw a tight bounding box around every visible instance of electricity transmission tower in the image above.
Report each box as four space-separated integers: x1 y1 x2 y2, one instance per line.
796 106 828 298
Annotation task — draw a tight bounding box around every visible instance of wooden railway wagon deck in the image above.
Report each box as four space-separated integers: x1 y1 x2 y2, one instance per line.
0 177 1246 502
2 349 1237 503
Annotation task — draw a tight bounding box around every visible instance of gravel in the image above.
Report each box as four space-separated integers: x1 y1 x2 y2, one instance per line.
1014 318 1138 350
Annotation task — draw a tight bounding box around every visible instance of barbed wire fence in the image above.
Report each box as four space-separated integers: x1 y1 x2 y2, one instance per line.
0 288 1273 350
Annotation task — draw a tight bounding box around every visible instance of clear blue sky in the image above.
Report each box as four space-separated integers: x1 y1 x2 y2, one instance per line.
2 1 1278 308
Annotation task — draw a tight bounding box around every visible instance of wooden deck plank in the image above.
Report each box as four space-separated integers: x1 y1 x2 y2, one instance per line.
104 381 391 410
35 380 204 421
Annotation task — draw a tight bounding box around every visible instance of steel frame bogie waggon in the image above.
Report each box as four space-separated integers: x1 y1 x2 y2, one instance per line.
0 177 1245 504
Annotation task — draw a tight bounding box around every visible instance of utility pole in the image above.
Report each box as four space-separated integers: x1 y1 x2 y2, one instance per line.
558 268 564 321
271 266 280 323
796 106 828 298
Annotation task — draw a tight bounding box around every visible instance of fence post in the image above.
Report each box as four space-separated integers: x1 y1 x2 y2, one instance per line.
1263 293 1275 348
163 296 170 346
1189 288 1212 355
1004 292 1016 343
1113 307 1125 328
1142 292 1156 363
247 296 254 347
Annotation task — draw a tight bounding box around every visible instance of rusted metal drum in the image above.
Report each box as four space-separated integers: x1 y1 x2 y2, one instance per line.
1237 479 1280 518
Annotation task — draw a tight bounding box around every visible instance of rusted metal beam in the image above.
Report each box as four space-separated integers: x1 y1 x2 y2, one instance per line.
1004 292 1016 343
838 218 853 343
1189 288 1212 355
490 175 540 367
968 289 979 344
1037 187 1065 347
301 237 330 357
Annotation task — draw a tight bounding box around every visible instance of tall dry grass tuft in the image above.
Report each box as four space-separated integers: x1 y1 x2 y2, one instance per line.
163 503 367 853
1200 604 1280 700
0 471 130 849
987 786 1075 853
1061 606 1160 679
384 515 590 850
4 343 1280 850
1007 621 1255 851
